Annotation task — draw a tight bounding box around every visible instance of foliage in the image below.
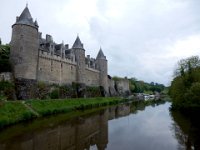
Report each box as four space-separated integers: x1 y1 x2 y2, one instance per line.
128 78 165 93
169 56 200 110
174 56 200 77
50 88 59 99
0 81 15 100
36 82 50 99
85 86 101 97
112 76 123 81
0 44 11 72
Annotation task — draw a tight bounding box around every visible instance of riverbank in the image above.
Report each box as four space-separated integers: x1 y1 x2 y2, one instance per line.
0 97 128 129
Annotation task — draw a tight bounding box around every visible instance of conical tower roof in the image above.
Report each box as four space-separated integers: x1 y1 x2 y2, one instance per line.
72 36 84 49
19 6 32 21
14 5 38 28
96 47 106 59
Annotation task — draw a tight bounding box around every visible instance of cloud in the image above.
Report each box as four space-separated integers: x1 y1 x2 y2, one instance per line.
0 0 200 85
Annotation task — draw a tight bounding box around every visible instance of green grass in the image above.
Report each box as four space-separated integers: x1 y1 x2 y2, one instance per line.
25 97 124 116
0 97 125 129
0 101 36 128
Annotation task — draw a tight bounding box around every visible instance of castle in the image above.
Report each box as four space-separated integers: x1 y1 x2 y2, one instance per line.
9 5 130 97
10 6 109 92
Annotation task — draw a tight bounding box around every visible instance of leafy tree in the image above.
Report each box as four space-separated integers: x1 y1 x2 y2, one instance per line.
169 56 200 109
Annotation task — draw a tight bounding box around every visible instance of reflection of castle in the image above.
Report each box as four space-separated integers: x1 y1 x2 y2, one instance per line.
0 109 108 150
0 104 135 150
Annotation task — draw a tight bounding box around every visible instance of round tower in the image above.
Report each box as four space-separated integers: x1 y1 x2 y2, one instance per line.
72 36 85 84
96 48 108 94
10 5 39 80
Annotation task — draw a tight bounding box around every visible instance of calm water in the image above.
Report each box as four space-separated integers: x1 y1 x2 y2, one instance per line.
0 101 199 150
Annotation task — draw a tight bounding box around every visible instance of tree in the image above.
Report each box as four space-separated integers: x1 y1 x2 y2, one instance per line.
174 56 200 77
169 56 200 110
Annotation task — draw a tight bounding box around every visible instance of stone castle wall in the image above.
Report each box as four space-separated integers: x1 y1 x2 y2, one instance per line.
85 68 100 86
37 50 100 86
37 51 76 84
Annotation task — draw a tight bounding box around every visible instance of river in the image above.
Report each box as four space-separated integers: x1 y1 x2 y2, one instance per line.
0 101 199 150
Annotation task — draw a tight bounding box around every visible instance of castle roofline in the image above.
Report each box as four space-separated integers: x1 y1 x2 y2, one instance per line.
96 47 107 60
72 36 84 49
13 5 38 28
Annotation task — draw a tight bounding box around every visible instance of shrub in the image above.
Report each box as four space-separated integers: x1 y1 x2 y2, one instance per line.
50 88 59 99
0 81 15 100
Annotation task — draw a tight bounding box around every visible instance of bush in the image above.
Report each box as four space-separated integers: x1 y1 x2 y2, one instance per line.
36 82 50 99
50 88 59 99
0 81 15 100
86 86 101 97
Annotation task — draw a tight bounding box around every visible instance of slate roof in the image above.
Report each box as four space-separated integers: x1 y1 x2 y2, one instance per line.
15 5 38 28
96 48 106 59
72 36 84 49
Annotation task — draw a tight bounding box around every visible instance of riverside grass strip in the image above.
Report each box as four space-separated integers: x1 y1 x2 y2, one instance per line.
0 101 36 128
0 97 124 129
25 97 124 116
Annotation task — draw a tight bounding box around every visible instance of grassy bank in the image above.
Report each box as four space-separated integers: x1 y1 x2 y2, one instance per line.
0 97 126 129
0 101 36 128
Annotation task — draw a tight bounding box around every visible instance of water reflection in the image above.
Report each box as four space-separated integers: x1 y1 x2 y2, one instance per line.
0 101 145 150
0 109 108 150
170 110 200 150
107 102 178 150
0 101 199 150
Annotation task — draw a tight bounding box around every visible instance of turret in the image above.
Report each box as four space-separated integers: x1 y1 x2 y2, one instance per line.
72 36 85 83
96 48 108 94
10 5 39 80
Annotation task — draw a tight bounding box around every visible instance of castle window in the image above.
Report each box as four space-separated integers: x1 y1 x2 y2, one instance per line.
71 66 73 70
61 63 63 68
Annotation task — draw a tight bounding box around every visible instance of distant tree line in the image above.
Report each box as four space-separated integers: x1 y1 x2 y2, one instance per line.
128 78 165 93
169 56 200 110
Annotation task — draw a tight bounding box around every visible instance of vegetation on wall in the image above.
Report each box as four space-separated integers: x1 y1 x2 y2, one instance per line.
0 44 11 72
0 81 15 100
169 56 200 110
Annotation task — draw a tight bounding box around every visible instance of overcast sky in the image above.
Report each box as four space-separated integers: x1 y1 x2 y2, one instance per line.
1 0 200 85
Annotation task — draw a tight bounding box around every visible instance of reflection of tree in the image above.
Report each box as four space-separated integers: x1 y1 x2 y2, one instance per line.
170 111 200 150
